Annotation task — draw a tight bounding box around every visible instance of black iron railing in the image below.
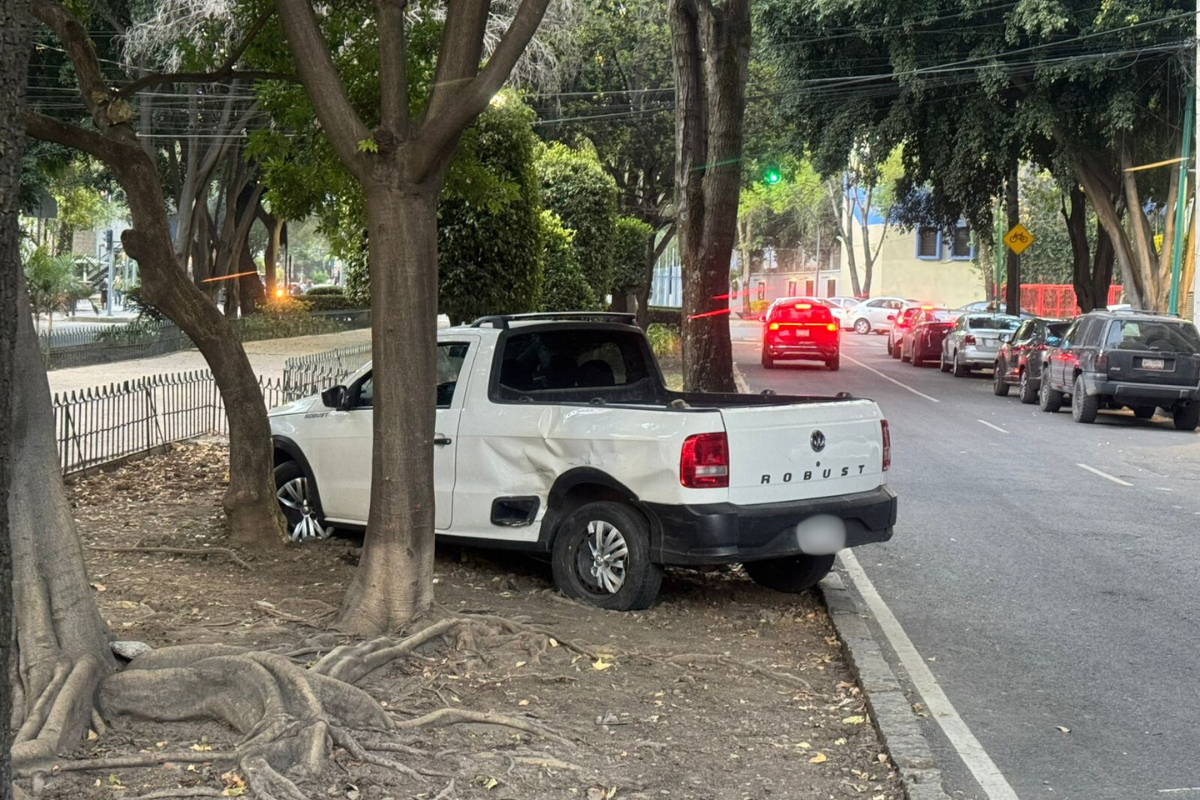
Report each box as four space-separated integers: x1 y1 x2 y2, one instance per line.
52 341 373 476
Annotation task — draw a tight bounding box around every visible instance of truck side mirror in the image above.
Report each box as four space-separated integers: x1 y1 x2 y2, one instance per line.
321 385 347 409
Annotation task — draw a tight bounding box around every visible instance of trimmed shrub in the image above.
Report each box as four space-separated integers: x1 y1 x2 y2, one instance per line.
612 217 653 297
539 211 599 312
536 142 618 303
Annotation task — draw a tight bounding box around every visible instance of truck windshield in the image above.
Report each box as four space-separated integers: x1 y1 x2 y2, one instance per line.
1105 320 1200 353
495 328 659 403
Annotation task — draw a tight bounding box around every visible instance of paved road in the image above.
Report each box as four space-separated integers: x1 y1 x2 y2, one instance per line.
730 320 1200 800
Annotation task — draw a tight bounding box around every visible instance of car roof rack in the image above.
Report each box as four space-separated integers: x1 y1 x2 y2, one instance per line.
469 312 638 329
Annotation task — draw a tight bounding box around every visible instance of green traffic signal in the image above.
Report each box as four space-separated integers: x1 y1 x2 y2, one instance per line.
764 167 782 184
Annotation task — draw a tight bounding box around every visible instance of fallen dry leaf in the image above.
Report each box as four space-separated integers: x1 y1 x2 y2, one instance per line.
843 715 866 725
1056 726 1071 734
809 752 828 764
592 659 613 671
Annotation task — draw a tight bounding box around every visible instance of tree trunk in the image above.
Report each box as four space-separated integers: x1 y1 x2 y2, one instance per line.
1064 185 1114 313
54 220 72 256
831 180 862 298
1004 168 1020 316
113 153 283 549
238 239 264 315
670 0 749 393
1074 157 1144 309
9 275 116 770
2 2 32 789
261 210 283 300
336 184 439 633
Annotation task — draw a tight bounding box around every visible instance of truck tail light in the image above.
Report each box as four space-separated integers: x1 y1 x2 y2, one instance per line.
681 432 729 488
826 323 838 332
881 420 891 472
963 334 976 345
1095 352 1108 371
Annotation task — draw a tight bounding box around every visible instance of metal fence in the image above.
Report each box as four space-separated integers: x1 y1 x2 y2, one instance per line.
39 309 371 371
52 341 372 476
281 342 372 401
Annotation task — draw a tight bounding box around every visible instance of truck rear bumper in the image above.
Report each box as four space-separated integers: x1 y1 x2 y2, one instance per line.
645 485 897 566
1083 375 1200 402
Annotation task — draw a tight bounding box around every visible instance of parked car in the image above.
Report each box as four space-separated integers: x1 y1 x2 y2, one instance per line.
269 312 897 609
1038 310 1200 429
887 304 928 357
992 318 1069 403
849 297 913 335
827 296 862 329
761 298 841 370
940 313 1022 376
900 308 957 366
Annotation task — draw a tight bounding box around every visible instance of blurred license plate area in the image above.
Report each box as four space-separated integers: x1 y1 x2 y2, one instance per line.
1140 358 1167 370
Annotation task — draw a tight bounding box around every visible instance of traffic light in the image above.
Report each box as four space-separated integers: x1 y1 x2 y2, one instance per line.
763 164 782 185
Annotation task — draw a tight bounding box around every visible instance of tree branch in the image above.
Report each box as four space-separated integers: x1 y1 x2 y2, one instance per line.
423 0 490 124
415 0 552 180
20 110 126 163
377 0 410 138
119 9 279 97
274 0 370 176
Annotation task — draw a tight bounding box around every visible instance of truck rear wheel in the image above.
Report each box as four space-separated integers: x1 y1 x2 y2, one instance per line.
551 501 662 611
826 354 840 371
743 554 836 594
1173 402 1200 431
761 347 775 369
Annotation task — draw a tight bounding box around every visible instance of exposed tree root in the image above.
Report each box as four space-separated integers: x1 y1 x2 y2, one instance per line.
449 611 599 660
12 617 583 797
662 653 813 693
476 751 584 772
394 708 576 747
87 545 252 570
125 789 224 800
432 778 456 800
11 654 107 772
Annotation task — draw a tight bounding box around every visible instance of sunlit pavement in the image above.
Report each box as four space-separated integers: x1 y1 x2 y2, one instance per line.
731 319 1200 800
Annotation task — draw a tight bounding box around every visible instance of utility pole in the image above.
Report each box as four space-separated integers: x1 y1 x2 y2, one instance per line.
1168 87 1193 316
105 228 114 317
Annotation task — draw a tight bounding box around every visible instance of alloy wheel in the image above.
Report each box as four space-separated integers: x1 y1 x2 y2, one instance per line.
276 477 333 542
576 520 629 594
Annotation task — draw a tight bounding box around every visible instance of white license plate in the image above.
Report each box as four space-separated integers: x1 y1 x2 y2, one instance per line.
1143 358 1165 370
795 329 809 337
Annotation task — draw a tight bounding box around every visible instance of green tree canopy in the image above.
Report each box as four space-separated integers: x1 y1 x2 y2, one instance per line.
536 140 619 302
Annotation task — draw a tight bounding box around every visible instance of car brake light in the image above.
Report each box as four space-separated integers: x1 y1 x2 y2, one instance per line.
769 322 780 331
963 335 976 345
681 432 729 488
1095 352 1108 371
826 323 838 332
796 303 812 310
881 420 891 471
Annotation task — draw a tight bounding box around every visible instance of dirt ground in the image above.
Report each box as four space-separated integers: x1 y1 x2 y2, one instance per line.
48 441 903 800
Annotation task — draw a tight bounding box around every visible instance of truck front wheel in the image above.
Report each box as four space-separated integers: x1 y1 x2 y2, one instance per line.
743 553 836 594
551 501 662 611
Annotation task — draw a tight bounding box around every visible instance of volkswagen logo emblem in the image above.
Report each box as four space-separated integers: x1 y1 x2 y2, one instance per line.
810 430 826 452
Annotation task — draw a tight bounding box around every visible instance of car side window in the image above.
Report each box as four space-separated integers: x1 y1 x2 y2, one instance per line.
436 342 471 408
1060 319 1082 348
349 342 470 410
866 299 885 308
1012 321 1031 344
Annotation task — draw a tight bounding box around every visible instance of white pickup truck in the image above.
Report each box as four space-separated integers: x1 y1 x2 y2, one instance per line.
269 313 897 610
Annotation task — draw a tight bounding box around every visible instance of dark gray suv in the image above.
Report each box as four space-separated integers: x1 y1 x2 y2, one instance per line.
1039 310 1200 429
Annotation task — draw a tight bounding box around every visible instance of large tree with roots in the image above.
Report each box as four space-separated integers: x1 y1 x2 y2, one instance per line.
3 0 32 792
271 0 551 633
22 3 285 548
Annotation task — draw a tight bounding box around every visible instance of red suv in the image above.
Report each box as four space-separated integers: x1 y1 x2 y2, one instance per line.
761 299 841 371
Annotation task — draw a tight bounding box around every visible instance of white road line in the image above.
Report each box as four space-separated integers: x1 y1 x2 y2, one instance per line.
1076 463 1133 487
839 551 1021 800
977 420 1010 434
1158 789 1200 794
842 354 941 403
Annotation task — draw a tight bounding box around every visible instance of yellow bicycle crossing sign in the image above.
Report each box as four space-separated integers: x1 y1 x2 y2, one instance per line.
1003 224 1035 255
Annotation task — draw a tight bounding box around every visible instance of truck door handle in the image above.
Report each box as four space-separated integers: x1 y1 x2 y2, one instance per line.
433 435 452 446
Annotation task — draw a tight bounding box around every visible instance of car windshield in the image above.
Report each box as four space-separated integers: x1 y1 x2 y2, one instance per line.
1104 319 1200 352
967 315 1021 331
1046 321 1070 342
926 310 957 323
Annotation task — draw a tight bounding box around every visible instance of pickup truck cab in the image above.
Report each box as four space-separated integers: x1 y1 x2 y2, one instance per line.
1039 310 1200 429
269 313 897 610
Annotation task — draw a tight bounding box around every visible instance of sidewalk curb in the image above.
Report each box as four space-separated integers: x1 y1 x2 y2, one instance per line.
821 570 953 800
